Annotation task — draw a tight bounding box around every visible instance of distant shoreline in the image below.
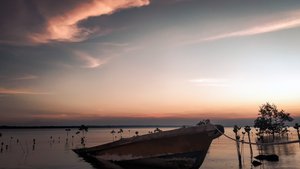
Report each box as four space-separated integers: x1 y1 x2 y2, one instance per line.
0 125 182 129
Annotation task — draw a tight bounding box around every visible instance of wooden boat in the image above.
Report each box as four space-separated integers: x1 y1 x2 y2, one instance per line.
73 123 224 169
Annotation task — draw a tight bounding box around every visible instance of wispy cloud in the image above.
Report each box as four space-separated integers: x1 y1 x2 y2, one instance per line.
13 74 38 80
184 12 300 44
189 78 229 87
0 87 51 95
30 0 150 43
29 112 103 119
74 51 108 68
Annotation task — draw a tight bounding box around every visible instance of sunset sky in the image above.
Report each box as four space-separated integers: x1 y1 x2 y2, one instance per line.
1 0 300 125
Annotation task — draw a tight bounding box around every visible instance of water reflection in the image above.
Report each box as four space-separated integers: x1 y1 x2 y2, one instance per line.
255 135 297 156
78 154 197 169
0 128 299 169
65 140 71 152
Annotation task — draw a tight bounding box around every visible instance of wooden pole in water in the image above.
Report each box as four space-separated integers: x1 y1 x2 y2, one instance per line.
294 123 300 140
244 126 253 158
233 125 242 169
1 142 3 152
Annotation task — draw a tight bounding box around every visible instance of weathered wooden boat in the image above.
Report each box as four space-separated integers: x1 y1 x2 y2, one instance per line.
73 123 224 169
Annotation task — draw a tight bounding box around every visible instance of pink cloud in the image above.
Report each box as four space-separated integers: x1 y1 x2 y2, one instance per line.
182 12 300 44
74 51 109 68
203 18 300 41
30 0 150 43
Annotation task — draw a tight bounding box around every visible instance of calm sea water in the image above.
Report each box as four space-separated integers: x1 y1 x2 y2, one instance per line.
0 127 299 169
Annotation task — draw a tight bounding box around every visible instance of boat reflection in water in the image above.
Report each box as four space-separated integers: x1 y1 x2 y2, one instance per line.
73 123 224 169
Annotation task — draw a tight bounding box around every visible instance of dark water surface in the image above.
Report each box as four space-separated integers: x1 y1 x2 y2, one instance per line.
0 127 299 169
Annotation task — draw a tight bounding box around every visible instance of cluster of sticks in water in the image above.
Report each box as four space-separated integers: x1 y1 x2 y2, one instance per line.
109 127 162 141
0 133 72 154
0 135 37 153
0 126 164 153
0 127 86 153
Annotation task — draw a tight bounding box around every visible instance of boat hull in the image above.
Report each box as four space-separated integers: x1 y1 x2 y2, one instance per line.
116 150 208 169
74 124 224 169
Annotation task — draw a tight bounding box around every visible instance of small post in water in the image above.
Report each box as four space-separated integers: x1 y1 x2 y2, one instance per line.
244 126 253 158
233 125 242 168
294 123 300 140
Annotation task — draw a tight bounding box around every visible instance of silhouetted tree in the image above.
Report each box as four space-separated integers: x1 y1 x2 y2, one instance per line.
254 103 293 140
